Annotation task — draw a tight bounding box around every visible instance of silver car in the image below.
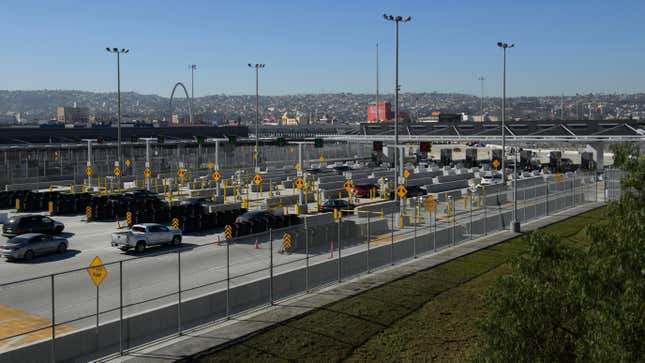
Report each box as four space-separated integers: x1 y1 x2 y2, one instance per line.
0 233 69 261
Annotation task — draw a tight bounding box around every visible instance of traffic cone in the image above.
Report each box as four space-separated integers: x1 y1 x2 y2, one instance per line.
329 240 334 258
255 239 260 249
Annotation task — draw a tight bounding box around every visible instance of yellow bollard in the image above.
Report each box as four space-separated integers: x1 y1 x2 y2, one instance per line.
464 195 468 209
295 204 300 216
69 184 74 193
260 184 263 198
15 199 20 210
243 198 249 209
269 179 273 197
399 214 404 229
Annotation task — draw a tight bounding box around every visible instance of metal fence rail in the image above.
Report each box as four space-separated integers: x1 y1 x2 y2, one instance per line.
0 170 623 362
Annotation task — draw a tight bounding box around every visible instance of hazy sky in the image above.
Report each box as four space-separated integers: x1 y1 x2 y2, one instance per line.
2 0 644 97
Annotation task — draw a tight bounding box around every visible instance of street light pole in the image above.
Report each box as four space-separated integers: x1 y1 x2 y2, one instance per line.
384 14 411 201
478 76 485 120
106 47 129 170
248 63 265 171
497 41 513 183
189 64 197 117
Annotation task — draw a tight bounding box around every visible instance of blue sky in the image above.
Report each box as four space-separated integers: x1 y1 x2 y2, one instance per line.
1 0 644 97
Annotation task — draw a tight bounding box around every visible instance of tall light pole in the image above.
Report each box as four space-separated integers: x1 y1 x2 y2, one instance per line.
384 14 411 200
189 64 197 114
248 63 265 171
497 41 513 183
478 76 485 120
106 47 129 169
376 41 380 122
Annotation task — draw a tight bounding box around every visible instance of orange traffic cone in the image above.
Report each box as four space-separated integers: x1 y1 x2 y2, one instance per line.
255 239 260 249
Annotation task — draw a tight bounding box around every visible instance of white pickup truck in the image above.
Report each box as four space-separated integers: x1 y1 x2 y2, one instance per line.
111 223 182 253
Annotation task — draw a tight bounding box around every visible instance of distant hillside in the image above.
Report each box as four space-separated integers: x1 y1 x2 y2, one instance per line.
1 90 643 122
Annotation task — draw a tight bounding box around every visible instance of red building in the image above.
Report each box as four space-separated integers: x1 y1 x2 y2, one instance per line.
367 102 394 122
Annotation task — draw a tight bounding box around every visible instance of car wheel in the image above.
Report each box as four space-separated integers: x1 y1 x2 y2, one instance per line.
172 236 181 247
120 247 129 252
23 250 35 260
57 243 67 254
135 241 146 253
54 226 64 234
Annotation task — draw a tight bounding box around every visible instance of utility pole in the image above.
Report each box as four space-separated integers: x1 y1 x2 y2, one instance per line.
561 92 565 120
189 64 197 117
497 41 514 183
384 14 412 201
248 63 265 172
376 42 380 122
478 76 485 120
106 47 129 171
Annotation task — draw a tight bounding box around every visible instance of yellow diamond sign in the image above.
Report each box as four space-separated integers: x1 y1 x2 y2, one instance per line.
343 180 355 193
113 167 121 177
295 163 300 171
213 170 221 181
254 174 263 185
492 159 500 169
208 161 214 169
144 167 151 177
423 195 436 211
319 155 325 162
397 184 408 199
87 256 107 287
177 168 185 178
86 166 92 177
125 159 131 168
295 176 305 189
403 169 411 179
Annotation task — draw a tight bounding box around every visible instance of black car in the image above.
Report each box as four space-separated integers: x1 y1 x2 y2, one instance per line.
124 189 161 201
389 185 427 199
2 215 65 237
319 199 355 213
235 211 277 227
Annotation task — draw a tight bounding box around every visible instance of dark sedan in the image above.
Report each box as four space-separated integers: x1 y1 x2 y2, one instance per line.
319 199 355 213
2 215 65 237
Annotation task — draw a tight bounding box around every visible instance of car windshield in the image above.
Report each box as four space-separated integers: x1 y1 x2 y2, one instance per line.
132 226 146 233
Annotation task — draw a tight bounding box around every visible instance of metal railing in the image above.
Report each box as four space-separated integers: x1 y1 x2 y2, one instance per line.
0 170 622 362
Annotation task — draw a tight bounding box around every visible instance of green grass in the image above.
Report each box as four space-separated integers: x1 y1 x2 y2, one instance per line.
195 207 607 363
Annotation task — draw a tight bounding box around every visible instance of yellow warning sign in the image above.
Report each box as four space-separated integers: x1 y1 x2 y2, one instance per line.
177 168 186 179
213 170 221 181
126 211 132 225
253 174 263 185
403 169 411 179
85 206 92 219
207 161 214 170
397 184 408 199
125 159 131 168
224 224 233 240
171 218 180 229
114 167 121 177
294 176 305 189
423 195 436 211
319 155 325 162
492 159 500 169
343 180 355 193
283 233 292 251
87 256 107 287
144 167 151 178
86 166 92 177
295 163 300 171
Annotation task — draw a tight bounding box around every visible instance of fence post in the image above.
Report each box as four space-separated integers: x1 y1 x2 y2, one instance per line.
469 192 473 239
269 228 273 305
546 179 549 216
367 213 371 273
177 245 182 335
51 274 56 363
390 208 394 265
450 197 455 246
413 209 417 258
595 173 598 203
483 186 487 235
572 174 576 208
305 218 309 292
337 218 342 282
226 237 230 318
433 206 437 252
119 260 124 356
